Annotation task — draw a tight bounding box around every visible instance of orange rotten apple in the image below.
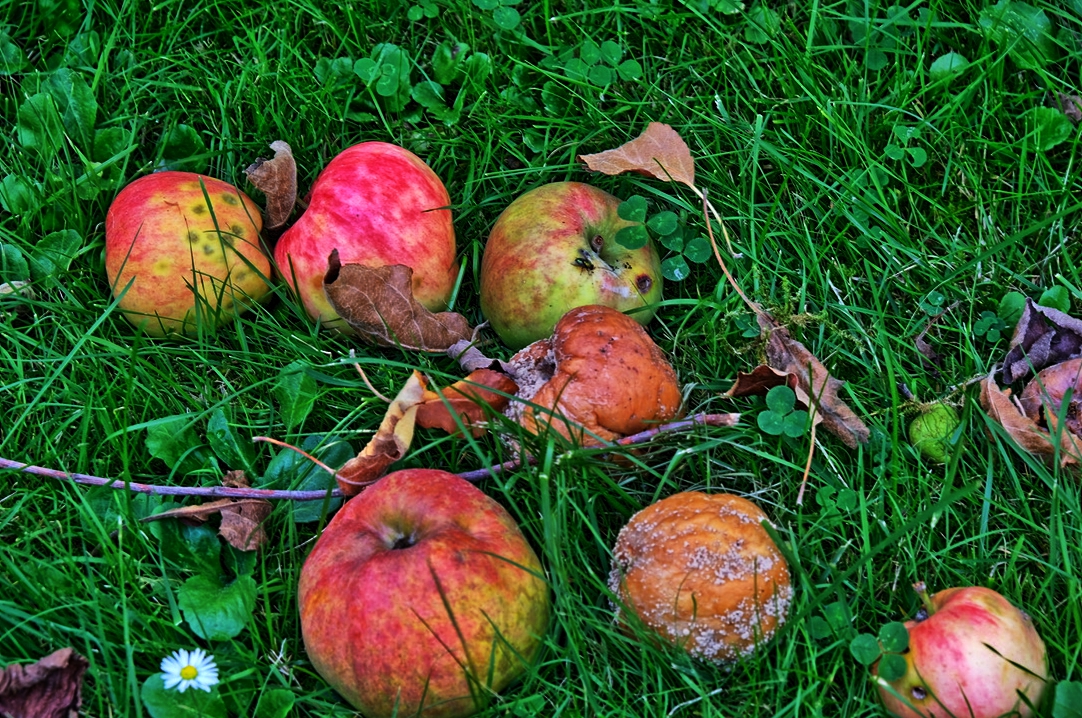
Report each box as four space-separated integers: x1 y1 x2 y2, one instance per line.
609 491 792 664
875 584 1048 718
274 142 458 332
104 172 272 335
298 469 550 718
479 181 663 350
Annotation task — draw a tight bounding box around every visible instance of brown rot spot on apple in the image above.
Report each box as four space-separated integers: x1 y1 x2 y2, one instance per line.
911 686 927 700
220 193 239 206
202 243 216 256
191 204 207 215
230 224 245 237
591 234 604 252
187 230 200 243
636 275 653 294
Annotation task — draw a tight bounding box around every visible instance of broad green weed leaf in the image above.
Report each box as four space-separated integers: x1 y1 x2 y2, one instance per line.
159 124 207 174
588 64 613 86
929 52 969 82
998 291 1027 324
757 410 786 435
615 225 648 250
979 0 1057 69
849 633 882 665
63 30 100 67
93 126 131 163
563 57 588 81
600 40 622 66
684 236 713 263
148 509 221 574
0 29 25 74
1024 107 1074 151
146 415 213 475
206 408 256 473
30 229 82 280
745 4 780 43
836 488 858 511
617 195 648 222
45 68 97 149
1054 681 1082 718
353 57 379 84
808 615 834 640
463 52 492 86
1038 285 1071 312
885 144 905 161
141 675 227 718
878 653 908 682
765 385 796 414
412 80 446 109
647 211 679 235
314 56 353 85
432 41 468 84
274 360 318 429
472 0 499 8
661 255 690 282
254 689 296 718
407 5 424 21
179 573 257 641
879 622 909 653
907 146 928 168
617 59 642 81
0 175 40 215
783 410 808 438
0 243 30 281
580 40 601 66
865 48 889 71
492 6 520 29
17 93 64 160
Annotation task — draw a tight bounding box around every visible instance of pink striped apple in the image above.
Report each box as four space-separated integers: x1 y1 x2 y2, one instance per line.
876 584 1048 718
104 172 271 336
273 142 458 332
479 181 663 350
298 469 550 718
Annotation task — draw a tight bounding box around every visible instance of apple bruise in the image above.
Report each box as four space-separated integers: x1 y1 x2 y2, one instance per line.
507 304 682 445
297 470 550 718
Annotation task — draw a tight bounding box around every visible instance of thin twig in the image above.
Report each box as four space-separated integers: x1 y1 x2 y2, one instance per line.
0 413 740 501
349 349 393 403
698 188 763 317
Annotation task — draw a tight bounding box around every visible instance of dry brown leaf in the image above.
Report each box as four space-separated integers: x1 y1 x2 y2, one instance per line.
244 140 297 230
724 364 826 430
416 368 519 437
979 375 1082 466
140 471 271 551
579 122 696 189
758 314 869 448
0 647 87 718
324 251 473 352
1057 92 1082 123
337 370 427 496
1000 299 1082 385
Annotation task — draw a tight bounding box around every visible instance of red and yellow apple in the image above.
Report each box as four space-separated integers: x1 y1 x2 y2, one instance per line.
875 585 1048 718
104 172 271 336
297 469 550 718
273 142 458 332
479 181 663 350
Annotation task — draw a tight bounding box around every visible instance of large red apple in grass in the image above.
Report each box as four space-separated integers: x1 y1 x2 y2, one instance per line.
298 469 550 718
875 584 1048 718
273 142 458 332
479 181 663 350
104 172 272 336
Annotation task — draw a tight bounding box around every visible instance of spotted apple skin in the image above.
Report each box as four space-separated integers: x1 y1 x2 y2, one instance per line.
104 172 270 336
876 587 1048 718
274 142 458 332
479 181 663 350
298 469 550 718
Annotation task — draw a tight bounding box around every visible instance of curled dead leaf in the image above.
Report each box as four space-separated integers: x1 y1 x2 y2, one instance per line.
758 314 869 448
140 470 271 551
724 364 825 430
0 647 87 718
324 251 473 351
980 373 1082 466
579 122 696 189
337 370 427 496
244 140 297 231
416 369 519 437
1000 299 1082 385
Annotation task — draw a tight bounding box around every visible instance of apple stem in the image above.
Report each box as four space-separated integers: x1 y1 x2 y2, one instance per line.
913 581 936 616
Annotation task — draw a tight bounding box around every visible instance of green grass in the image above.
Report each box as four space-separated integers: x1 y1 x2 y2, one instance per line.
2 0 1081 716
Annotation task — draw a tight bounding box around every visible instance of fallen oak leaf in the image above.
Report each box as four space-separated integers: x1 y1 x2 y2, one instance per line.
415 368 519 437
0 647 88 718
244 140 297 231
324 251 473 351
758 313 870 448
336 370 427 496
979 374 1082 467
1000 298 1082 385
579 122 696 190
140 470 271 551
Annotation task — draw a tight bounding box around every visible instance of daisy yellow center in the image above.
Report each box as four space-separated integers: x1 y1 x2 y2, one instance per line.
180 665 198 680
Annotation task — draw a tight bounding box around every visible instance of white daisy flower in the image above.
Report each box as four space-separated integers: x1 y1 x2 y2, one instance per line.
160 648 219 692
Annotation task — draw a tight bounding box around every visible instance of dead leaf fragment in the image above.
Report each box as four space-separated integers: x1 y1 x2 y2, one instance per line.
1057 92 1082 123
324 251 473 351
1000 299 1082 385
758 314 869 448
416 369 519 437
724 365 798 398
244 140 297 230
336 370 427 496
140 470 271 551
579 122 696 189
0 647 87 718
979 374 1082 466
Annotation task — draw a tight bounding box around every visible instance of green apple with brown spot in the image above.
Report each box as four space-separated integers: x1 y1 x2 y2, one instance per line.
479 181 663 350
298 468 550 718
104 171 272 336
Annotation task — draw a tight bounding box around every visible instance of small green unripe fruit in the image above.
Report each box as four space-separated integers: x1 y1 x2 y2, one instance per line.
908 403 960 463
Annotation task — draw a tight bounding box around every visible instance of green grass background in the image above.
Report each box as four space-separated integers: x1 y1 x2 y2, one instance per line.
2 0 1081 716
